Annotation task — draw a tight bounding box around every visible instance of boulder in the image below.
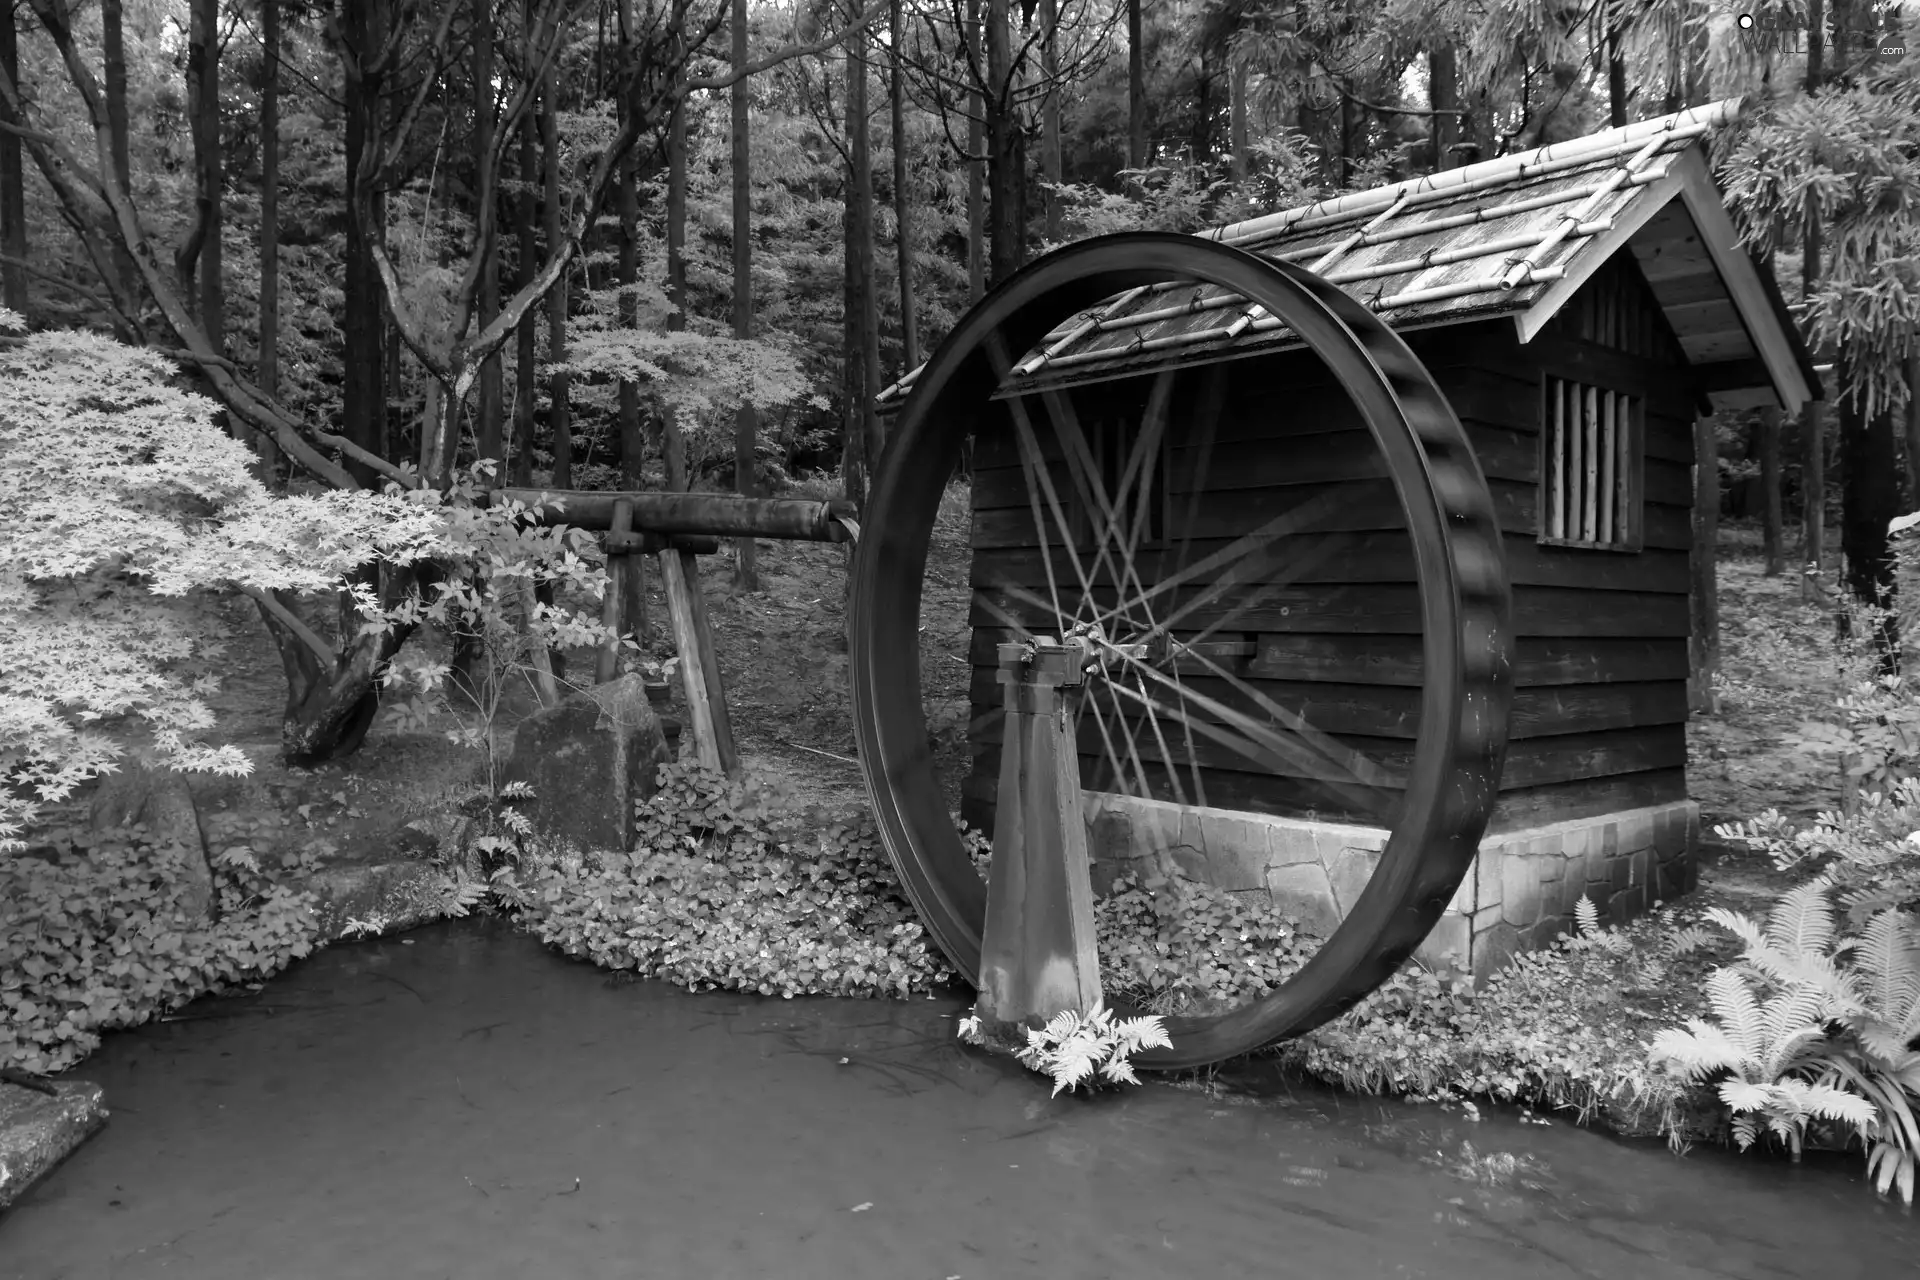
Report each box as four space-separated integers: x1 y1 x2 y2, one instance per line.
89 763 216 921
500 674 672 853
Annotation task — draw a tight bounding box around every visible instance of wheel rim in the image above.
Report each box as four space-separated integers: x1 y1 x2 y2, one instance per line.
849 232 1512 1069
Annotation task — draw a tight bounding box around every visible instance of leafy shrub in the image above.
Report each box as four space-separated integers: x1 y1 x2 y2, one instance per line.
1714 781 1920 921
0 832 323 1072
1272 901 1709 1135
511 763 958 999
1094 866 1316 1015
1648 881 1920 1203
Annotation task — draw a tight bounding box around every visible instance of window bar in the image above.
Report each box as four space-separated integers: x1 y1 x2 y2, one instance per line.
1599 388 1617 544
1583 383 1601 542
1567 380 1584 541
1548 379 1566 540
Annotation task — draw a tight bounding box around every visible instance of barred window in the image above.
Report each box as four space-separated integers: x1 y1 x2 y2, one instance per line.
1540 376 1642 551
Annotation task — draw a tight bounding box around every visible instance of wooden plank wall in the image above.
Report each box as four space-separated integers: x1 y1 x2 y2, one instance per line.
959 258 1698 837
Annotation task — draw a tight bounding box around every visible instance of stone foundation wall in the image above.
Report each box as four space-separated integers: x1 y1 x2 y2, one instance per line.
1082 793 1699 979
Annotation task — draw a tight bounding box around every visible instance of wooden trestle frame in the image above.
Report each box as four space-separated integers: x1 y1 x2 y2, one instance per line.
486 488 857 780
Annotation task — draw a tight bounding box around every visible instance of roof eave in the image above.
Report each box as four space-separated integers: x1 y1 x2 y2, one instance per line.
1669 148 1815 415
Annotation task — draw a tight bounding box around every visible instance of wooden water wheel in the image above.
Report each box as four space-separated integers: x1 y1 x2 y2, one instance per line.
848 233 1514 1070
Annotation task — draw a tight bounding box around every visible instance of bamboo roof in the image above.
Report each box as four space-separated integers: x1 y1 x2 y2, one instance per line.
877 100 1816 416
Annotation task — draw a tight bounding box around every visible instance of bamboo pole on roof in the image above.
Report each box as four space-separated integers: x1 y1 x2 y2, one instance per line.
1501 132 1669 289
1267 163 1674 264
1018 265 1571 376
1211 105 1727 248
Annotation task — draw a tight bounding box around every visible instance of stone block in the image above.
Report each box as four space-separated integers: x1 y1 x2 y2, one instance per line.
1473 845 1504 909
1501 851 1543 921
1445 869 1477 918
1609 849 1634 893
1415 912 1471 971
1473 920 1523 979
1326 845 1381 918
1200 812 1273 891
1599 821 1620 858
1267 861 1342 936
1471 903 1504 939
1611 884 1646 925
1268 824 1321 867
0 1079 108 1211
501 674 671 853
1629 846 1652 888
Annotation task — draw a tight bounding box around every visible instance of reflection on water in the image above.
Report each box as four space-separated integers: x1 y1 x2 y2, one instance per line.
3 917 1914 1280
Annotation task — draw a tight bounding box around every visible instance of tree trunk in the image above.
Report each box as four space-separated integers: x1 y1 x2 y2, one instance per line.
1608 28 1628 127
1690 414 1721 712
257 0 283 485
513 94 538 486
966 0 986 302
984 0 1020 285
543 54 573 490
1228 58 1248 182
474 0 504 469
1761 405 1785 575
1906 344 1920 517
342 0 388 489
1040 0 1062 241
618 0 647 639
891 0 919 369
662 29 689 494
189 0 223 354
1127 0 1145 168
0 0 25 313
1840 357 1903 668
1804 397 1827 597
102 0 139 337
1428 48 1458 170
731 0 759 590
1191 45 1212 168
262 575 418 767
843 32 878 514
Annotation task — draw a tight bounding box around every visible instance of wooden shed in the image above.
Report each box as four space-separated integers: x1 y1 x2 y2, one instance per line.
878 101 1819 976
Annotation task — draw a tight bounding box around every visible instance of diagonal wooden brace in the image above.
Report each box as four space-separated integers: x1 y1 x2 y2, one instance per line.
975 638 1104 1030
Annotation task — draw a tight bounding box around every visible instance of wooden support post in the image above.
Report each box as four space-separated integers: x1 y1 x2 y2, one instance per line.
597 499 633 685
975 638 1102 1031
659 545 739 779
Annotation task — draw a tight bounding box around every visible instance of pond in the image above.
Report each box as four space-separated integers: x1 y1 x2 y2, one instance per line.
2 917 1912 1279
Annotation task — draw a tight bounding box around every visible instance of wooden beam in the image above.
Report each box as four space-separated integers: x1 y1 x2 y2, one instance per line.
596 499 633 685
490 488 855 541
660 546 740 780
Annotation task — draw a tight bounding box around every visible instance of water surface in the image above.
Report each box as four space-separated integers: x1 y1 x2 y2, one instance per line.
3 918 1912 1279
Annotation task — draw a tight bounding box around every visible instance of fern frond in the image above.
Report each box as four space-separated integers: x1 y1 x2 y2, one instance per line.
1705 967 1768 1057
1648 1021 1748 1081
1798 1082 1880 1133
1765 880 1838 959
1575 895 1600 938
1851 909 1920 1025
1705 907 1768 954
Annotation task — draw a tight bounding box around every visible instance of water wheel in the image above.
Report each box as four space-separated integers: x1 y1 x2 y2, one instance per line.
848 233 1513 1070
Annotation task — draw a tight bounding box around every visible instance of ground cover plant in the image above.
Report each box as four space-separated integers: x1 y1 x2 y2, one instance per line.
0 824 323 1074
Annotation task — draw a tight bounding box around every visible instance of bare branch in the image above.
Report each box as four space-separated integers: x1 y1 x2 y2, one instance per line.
239 586 339 669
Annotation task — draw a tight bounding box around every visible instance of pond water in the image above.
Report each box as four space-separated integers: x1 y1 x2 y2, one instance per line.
3 917 1913 1279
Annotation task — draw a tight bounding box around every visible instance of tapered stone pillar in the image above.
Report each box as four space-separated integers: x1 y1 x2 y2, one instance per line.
975 637 1103 1029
